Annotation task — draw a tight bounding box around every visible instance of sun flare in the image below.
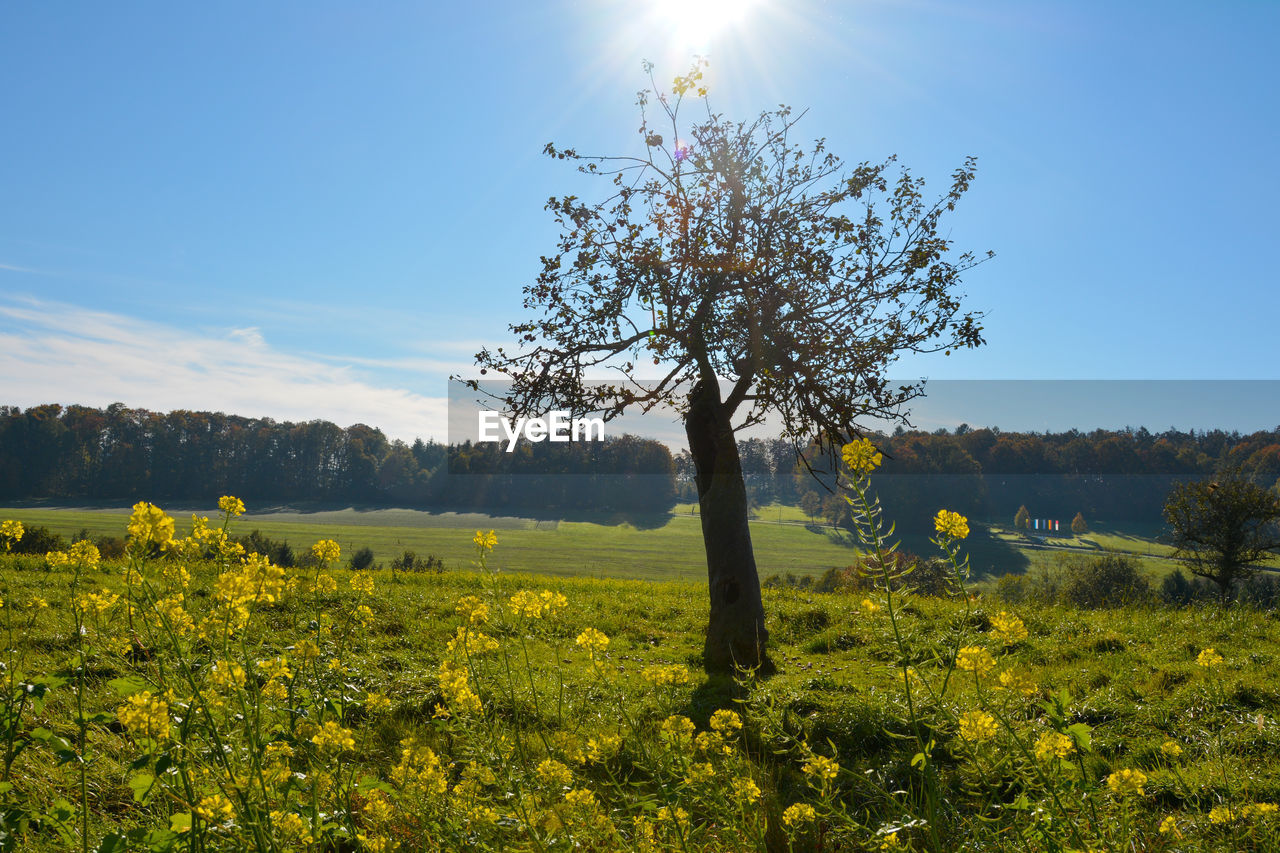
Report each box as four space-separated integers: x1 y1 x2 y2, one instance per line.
651 0 760 48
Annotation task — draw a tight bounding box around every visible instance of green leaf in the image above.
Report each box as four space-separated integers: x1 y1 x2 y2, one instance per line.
1066 723 1093 753
128 772 155 804
95 832 128 853
108 676 150 698
169 813 191 834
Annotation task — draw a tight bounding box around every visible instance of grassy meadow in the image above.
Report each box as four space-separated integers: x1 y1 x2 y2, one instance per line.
1 466 1279 851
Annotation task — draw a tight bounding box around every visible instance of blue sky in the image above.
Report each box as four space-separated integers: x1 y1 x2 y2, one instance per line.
2 1 1277 442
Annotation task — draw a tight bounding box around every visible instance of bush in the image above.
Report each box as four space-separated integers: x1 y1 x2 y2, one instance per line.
10 525 66 555
1060 553 1150 609
236 530 296 568
349 546 375 571
389 550 444 573
995 572 1030 603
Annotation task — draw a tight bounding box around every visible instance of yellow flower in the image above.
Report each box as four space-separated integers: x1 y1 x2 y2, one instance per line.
313 573 338 595
438 659 483 716
934 509 970 540
782 803 816 829
642 664 692 687
710 709 743 735
128 502 175 547
1158 815 1181 837
1106 768 1147 798
540 589 568 617
350 571 375 596
117 691 170 741
218 495 246 517
1208 805 1234 825
311 720 355 754
685 761 715 785
958 710 998 742
510 590 545 619
860 597 881 615
473 529 498 551
311 539 341 563
78 588 120 617
446 626 499 655
535 758 573 789
392 737 448 796
208 659 246 690
258 656 292 680
575 627 610 657
1160 740 1183 758
0 519 24 548
585 734 622 763
1196 648 1224 668
271 810 312 843
841 438 882 476
660 715 696 747
991 611 1028 644
455 595 489 624
195 793 234 823
733 776 761 803
955 646 995 676
1246 802 1279 817
996 668 1037 697
656 805 689 828
466 805 500 826
68 539 100 568
804 754 840 782
1034 731 1074 762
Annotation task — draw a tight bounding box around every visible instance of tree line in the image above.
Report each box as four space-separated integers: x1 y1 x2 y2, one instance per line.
0 404 675 514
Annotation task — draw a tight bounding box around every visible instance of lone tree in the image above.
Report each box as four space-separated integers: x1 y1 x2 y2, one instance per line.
1070 512 1088 534
1162 474 1280 601
469 62 989 672
1014 505 1030 531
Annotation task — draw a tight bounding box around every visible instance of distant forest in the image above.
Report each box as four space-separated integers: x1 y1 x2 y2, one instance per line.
2 404 1278 525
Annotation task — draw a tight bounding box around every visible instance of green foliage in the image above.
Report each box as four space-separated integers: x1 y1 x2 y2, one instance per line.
1014 505 1030 530
1164 473 1280 598
1071 511 1088 534
1059 552 1151 609
348 546 375 571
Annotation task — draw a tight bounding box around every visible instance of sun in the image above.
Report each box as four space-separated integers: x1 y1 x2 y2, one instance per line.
651 0 760 49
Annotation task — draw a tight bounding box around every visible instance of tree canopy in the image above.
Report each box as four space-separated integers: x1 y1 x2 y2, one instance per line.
1163 473 1280 599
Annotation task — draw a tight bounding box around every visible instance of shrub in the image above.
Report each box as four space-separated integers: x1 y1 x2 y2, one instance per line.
1071 512 1088 534
995 572 1030 603
349 546 375 571
389 550 444 573
1060 553 1150 608
10 525 66 555
236 529 296 567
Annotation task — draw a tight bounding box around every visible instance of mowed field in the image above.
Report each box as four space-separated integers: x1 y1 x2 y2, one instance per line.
0 503 866 582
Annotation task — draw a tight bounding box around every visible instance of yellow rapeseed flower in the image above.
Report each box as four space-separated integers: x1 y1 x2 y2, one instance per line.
685 762 715 785
128 502 175 547
710 709 743 735
1160 740 1183 758
575 627 610 657
955 646 995 677
350 571 374 596
195 793 234 823
535 758 573 789
934 509 970 540
991 611 1028 644
958 710 998 742
1158 815 1181 837
842 438 882 476
456 595 489 624
660 715 696 747
782 803 816 829
311 720 355 754
997 668 1037 697
804 754 840 782
510 589 545 619
218 495 246 517
311 539 341 563
1196 648 1224 668
733 776 761 803
1106 768 1147 797
0 519 24 549
473 529 498 551
1034 731 1074 762
585 734 622 763
860 597 881 615
642 664 692 687
68 539 100 568
313 573 338 595
117 691 170 741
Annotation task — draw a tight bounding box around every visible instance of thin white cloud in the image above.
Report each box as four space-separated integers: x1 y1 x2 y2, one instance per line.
0 262 48 274
0 299 447 443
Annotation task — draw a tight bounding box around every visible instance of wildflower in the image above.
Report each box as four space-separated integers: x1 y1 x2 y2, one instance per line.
997 668 1037 697
1034 731 1074 762
660 715 696 747
842 438 882 475
540 589 568 617
117 691 170 741
392 737 449 796
535 759 573 789
642 664 693 687
163 563 192 589
860 597 881 615
710 709 743 735
656 805 689 828
991 611 1028 644
473 529 498 551
804 754 840 783
958 710 998 742
585 734 622 763
258 656 292 681
1196 648 1224 668
955 646 995 676
356 604 374 627
128 502 175 547
366 692 391 713
438 659 483 715
1158 815 1181 837
934 509 970 540
313 573 338 595
311 539 341 564
195 793 234 824
683 761 715 785
733 776 761 803
447 626 499 655
31 597 48 609
1160 740 1183 758
1106 768 1147 798
78 589 120 617
466 805 500 826
1246 802 1279 817
311 720 355 754
510 589 546 619
0 519 24 549
271 811 312 843
1208 805 1235 824
218 495 246 517
68 540 101 568
456 595 489 624
208 659 246 690
155 594 194 635
350 571 374 596
45 550 69 568
576 627 610 657
782 803 816 828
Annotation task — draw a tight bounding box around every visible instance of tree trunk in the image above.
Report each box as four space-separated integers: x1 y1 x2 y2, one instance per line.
684 379 773 675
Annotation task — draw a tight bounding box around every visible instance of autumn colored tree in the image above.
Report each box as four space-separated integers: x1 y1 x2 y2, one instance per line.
1014 505 1030 530
1163 474 1280 601
468 62 991 671
1070 512 1088 534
